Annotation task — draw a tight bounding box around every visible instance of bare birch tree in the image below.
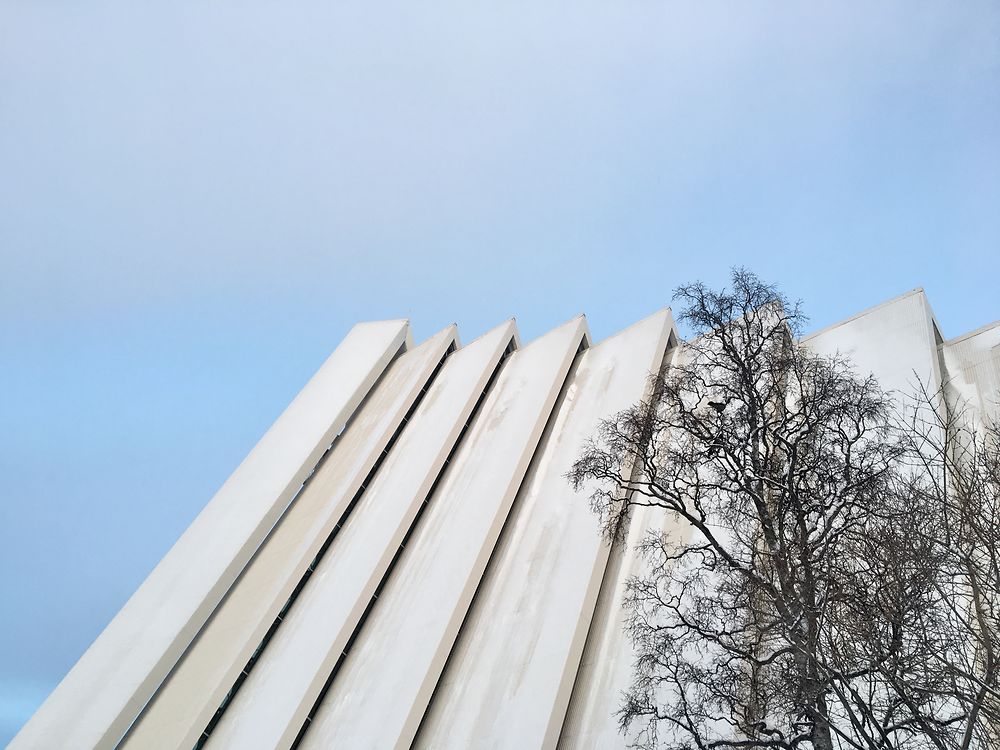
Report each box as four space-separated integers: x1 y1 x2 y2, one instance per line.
899 387 1000 749
570 270 995 750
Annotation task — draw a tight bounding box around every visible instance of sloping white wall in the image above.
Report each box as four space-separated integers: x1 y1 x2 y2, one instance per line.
802 289 942 396
205 321 517 750
940 321 1000 427
121 326 455 750
558 502 684 749
557 343 687 749
299 316 588 750
415 309 674 750
10 320 410 750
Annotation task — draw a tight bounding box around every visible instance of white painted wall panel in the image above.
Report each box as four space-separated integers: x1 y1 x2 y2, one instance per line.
556 344 691 749
415 309 674 750
206 321 517 750
10 320 409 750
940 321 1000 426
557 504 685 749
120 326 456 750
802 289 942 395
299 316 588 750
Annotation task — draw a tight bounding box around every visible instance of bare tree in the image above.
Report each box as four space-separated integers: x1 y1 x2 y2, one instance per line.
570 270 986 750
899 386 1000 749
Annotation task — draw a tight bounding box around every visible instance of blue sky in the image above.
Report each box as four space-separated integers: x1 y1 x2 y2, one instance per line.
1 0 998 742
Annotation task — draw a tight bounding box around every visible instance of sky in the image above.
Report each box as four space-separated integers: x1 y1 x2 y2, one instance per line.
1 0 998 743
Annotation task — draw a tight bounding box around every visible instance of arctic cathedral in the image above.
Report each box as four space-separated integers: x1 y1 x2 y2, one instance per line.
13 289 999 750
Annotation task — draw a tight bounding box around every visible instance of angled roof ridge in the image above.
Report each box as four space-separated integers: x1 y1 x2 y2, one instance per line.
593 306 673 341
800 287 925 342
942 317 1000 347
456 318 519 351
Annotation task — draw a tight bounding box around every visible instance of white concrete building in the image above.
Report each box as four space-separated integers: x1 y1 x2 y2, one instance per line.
12 291 999 750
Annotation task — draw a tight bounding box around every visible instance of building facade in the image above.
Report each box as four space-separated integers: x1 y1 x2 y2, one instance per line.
12 290 1000 749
